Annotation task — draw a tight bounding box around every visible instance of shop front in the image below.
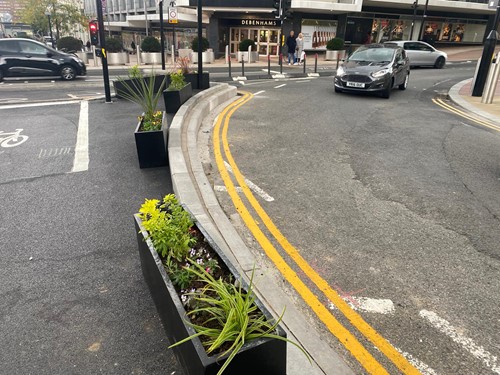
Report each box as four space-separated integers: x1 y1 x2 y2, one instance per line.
226 18 281 56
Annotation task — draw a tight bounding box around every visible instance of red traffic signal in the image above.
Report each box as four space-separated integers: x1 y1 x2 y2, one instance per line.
89 20 99 45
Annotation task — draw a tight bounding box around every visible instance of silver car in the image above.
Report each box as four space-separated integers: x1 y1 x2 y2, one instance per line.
384 41 447 69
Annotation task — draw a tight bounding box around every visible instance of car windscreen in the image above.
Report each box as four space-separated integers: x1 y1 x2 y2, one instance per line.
348 48 395 63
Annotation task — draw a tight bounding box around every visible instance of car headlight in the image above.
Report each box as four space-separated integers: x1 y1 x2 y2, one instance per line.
336 66 345 76
371 69 390 78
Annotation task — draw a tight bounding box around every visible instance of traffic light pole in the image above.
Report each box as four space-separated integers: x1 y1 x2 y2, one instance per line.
96 0 112 103
472 5 500 97
197 0 203 90
159 0 166 70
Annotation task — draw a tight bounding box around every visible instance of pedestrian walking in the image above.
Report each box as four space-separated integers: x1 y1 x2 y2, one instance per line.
285 30 296 66
131 40 136 52
86 40 91 51
296 32 304 64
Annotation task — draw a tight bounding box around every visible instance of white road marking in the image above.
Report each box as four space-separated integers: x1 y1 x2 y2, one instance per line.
71 101 89 173
253 90 265 96
395 347 438 375
274 84 287 89
262 69 281 74
214 185 244 194
223 161 274 202
0 100 81 110
433 79 452 86
328 297 395 314
296 80 311 83
0 98 28 104
420 310 500 374
67 94 79 99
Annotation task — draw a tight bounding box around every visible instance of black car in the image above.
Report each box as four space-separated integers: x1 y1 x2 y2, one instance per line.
0 38 86 81
334 44 410 99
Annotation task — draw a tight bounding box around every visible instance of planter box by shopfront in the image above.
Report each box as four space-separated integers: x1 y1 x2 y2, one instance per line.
113 75 167 99
141 52 164 65
134 112 168 168
163 82 193 114
190 51 215 64
134 214 287 375
325 50 346 61
237 51 259 63
167 73 209 91
107 52 129 65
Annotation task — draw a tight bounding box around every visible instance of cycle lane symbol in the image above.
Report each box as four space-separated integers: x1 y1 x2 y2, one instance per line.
0 129 29 148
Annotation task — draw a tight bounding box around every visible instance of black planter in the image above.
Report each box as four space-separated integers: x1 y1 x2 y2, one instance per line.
134 214 287 375
114 75 167 99
134 112 168 169
163 83 193 114
167 72 210 90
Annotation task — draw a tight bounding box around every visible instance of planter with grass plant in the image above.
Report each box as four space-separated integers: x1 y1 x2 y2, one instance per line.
113 65 167 99
115 67 168 168
237 39 258 63
325 37 345 61
141 36 163 65
163 71 192 114
106 38 129 65
134 195 308 375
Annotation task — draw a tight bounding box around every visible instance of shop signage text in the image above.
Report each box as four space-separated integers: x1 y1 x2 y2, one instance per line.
227 19 281 27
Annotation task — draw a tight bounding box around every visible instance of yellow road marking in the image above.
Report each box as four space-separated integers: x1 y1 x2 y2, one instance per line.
433 98 500 132
214 92 420 374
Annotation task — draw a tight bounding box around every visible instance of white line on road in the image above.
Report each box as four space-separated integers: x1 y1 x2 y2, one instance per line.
253 90 265 96
328 297 395 315
395 347 438 375
67 94 79 99
71 101 89 173
223 161 274 202
0 100 81 110
274 84 287 89
420 310 500 374
296 80 311 83
214 185 244 194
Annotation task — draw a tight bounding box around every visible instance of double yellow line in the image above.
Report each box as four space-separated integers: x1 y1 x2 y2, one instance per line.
213 91 420 374
433 98 500 132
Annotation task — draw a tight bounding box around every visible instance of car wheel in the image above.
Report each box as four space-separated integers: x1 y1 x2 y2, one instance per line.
399 73 409 90
381 79 392 99
60 65 76 80
434 57 445 69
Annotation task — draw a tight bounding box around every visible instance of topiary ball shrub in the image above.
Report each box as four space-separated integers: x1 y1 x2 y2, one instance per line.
326 37 345 51
57 36 82 52
239 39 255 52
191 36 209 52
106 37 124 53
141 36 161 52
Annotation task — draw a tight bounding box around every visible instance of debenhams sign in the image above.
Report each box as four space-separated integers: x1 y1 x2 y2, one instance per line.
228 18 280 26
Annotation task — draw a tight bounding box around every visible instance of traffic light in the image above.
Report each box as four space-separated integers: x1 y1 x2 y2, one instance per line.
283 0 292 19
89 20 99 45
272 0 281 18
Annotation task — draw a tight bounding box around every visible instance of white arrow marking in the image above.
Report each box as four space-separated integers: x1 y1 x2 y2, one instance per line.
420 310 500 374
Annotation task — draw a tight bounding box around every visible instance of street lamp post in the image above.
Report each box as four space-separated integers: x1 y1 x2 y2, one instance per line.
197 0 202 89
44 10 55 48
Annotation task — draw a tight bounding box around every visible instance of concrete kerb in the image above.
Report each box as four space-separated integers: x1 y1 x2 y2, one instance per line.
168 83 355 375
448 79 500 125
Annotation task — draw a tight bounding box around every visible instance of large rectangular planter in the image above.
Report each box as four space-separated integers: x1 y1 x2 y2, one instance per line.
113 75 167 99
163 82 193 114
134 214 287 375
134 112 168 168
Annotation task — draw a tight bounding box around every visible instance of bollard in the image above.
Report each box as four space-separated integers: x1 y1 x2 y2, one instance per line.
225 45 229 65
228 55 232 78
481 60 500 104
280 53 283 74
314 53 318 73
247 45 252 63
242 58 245 76
303 53 306 74
171 46 175 66
268 54 271 76
92 46 98 67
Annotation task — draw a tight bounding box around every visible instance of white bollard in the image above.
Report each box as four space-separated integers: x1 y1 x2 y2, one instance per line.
171 45 175 66
225 45 229 64
247 45 252 63
481 61 500 104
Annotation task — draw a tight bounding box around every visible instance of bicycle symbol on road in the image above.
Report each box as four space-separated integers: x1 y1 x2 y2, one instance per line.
0 129 29 148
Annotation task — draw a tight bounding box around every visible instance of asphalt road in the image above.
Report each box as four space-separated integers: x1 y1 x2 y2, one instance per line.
211 64 500 374
0 99 182 374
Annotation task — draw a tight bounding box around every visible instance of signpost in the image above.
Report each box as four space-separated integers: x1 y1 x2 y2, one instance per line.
95 0 111 103
156 0 165 70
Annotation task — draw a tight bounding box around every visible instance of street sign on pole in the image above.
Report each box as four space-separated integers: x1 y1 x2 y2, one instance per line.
489 0 499 10
168 7 178 24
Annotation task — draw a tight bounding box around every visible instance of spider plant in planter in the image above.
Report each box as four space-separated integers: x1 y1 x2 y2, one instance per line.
116 69 168 168
163 71 192 114
113 65 166 99
134 195 310 375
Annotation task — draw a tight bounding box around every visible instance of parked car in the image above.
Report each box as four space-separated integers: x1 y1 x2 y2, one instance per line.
334 44 410 99
384 41 447 69
0 38 86 81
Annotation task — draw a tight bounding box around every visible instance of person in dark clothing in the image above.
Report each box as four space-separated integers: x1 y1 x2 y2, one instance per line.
285 30 296 65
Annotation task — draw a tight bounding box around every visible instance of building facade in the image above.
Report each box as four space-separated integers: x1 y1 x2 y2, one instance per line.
82 0 496 57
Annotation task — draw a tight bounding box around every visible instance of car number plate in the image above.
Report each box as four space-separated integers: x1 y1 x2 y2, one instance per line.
346 82 365 88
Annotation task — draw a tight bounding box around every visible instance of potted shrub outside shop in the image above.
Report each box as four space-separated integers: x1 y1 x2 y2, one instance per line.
325 37 346 61
190 36 214 64
106 37 129 65
237 39 258 63
134 195 309 375
57 36 88 63
163 71 192 114
141 36 163 65
116 68 168 168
